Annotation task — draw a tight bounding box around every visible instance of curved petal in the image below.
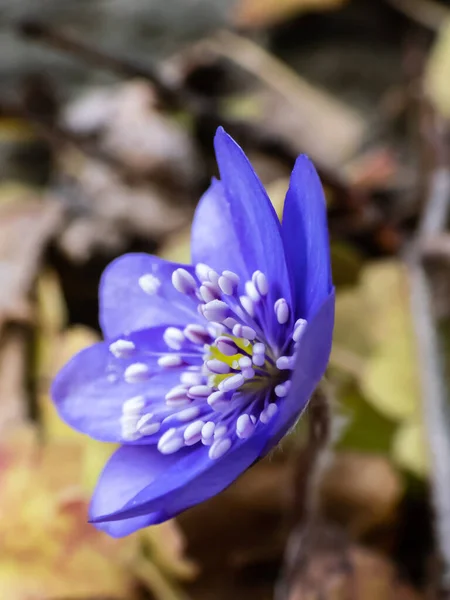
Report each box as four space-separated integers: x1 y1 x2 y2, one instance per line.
90 426 268 525
192 128 291 303
100 253 200 339
51 329 201 442
267 291 335 450
282 156 332 320
89 445 166 537
191 178 251 283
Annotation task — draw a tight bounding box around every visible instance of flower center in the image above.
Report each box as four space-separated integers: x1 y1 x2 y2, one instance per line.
115 264 307 461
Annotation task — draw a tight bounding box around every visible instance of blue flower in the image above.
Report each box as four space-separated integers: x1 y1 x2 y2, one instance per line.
52 127 335 537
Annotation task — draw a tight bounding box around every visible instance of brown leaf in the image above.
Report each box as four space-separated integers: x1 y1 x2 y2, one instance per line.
234 0 348 29
0 196 61 330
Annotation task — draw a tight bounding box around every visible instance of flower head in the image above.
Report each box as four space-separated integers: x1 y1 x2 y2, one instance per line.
52 127 335 537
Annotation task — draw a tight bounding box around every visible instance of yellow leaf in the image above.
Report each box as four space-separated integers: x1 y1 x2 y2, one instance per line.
392 419 429 477
425 17 450 118
360 262 421 422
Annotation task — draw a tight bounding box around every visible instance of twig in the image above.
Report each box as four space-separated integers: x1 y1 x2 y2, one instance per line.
275 385 335 600
406 106 450 595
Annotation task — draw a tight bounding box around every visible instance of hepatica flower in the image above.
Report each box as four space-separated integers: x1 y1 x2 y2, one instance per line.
52 127 334 537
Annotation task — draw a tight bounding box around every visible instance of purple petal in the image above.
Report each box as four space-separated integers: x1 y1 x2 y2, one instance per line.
51 328 201 442
89 427 268 527
100 253 200 339
282 156 332 320
191 178 251 283
192 129 292 303
267 291 335 450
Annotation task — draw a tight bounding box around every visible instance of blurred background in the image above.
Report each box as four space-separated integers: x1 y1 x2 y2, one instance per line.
1 0 450 598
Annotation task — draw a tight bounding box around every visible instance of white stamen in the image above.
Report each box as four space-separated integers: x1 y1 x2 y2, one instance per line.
187 385 211 399
109 339 135 358
218 271 239 295
207 269 220 285
136 414 161 436
240 295 255 317
199 282 220 303
213 424 228 438
253 342 265 354
209 437 232 460
252 354 265 367
216 336 239 356
223 317 239 330
276 355 293 370
238 356 252 369
184 324 210 345
218 373 245 392
252 271 268 296
195 263 211 281
260 403 279 424
203 300 229 322
172 268 197 295
165 385 188 402
158 428 184 454
242 367 255 379
207 390 227 409
163 327 185 350
157 355 183 368
245 280 260 302
122 395 145 415
275 382 290 397
184 420 205 445
232 324 257 340
124 363 150 383
274 298 290 324
201 421 215 445
177 407 201 422
180 370 203 386
236 414 256 439
139 273 161 295
293 318 308 342
206 359 230 374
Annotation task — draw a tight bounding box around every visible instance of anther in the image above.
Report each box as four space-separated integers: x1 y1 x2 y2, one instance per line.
109 339 135 358
165 385 189 403
124 363 150 383
201 421 215 445
172 268 197 295
199 282 221 303
260 403 279 424
238 356 252 369
242 367 255 379
187 385 212 399
163 327 185 351
183 324 210 345
275 381 291 398
195 263 211 281
158 355 183 368
202 300 230 322
223 317 239 330
180 371 203 386
136 414 161 436
232 324 257 340
209 437 232 460
252 353 265 367
218 271 239 295
176 407 201 422
245 280 261 302
293 318 307 342
218 373 245 392
239 295 255 317
139 273 161 295
206 359 230 374
157 428 184 454
236 414 256 439
274 298 290 324
122 396 145 415
276 355 294 370
252 271 268 296
213 424 228 438
216 336 239 356
207 269 220 286
207 390 228 410
184 420 205 446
